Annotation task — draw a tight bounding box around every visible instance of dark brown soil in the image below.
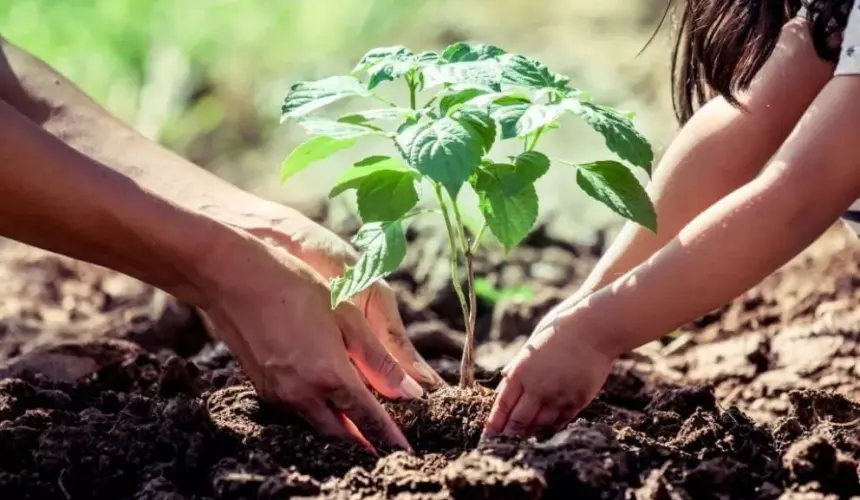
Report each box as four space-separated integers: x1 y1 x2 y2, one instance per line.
0 222 859 499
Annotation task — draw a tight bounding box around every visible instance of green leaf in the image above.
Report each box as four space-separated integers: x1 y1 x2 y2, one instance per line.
356 171 419 222
468 90 530 108
513 103 565 137
330 221 407 307
473 151 549 198
453 108 496 153
439 88 488 116
351 47 439 90
489 98 531 140
442 42 506 62
297 118 383 139
281 76 371 119
353 46 413 73
329 157 420 222
576 161 657 232
396 117 484 196
367 58 416 90
488 98 561 139
574 102 654 174
415 51 442 64
338 108 415 125
481 186 539 252
330 156 418 197
509 151 551 190
423 60 504 91
500 54 569 90
471 167 539 252
280 136 356 183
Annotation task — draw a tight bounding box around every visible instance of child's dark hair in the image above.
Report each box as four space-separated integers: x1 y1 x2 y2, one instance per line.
670 0 853 123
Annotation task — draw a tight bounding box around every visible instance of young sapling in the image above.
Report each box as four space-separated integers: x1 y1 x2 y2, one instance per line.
279 42 657 388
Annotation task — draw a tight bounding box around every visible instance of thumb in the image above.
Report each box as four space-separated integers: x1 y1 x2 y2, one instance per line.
335 303 424 400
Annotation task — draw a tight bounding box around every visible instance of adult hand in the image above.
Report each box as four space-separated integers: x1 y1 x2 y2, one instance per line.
200 228 424 451
209 200 445 389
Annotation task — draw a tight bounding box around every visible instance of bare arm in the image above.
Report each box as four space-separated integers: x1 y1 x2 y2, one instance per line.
581 74 860 356
486 74 860 440
568 20 832 304
484 19 855 439
0 98 224 306
0 35 270 222
0 35 445 447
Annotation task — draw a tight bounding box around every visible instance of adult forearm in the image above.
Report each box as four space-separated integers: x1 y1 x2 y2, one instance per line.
0 36 265 221
0 99 229 306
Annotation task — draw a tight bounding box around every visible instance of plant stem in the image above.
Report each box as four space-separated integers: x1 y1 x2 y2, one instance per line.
407 73 417 110
469 222 488 254
451 202 478 387
550 157 579 167
433 184 473 387
403 208 440 220
528 126 545 151
372 94 398 108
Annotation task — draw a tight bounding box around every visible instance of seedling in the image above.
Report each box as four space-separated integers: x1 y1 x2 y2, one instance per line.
279 42 656 387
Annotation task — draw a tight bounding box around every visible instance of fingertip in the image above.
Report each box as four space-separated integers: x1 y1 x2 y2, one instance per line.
412 358 446 389
480 424 499 442
338 413 379 455
332 384 414 454
484 378 520 440
399 374 424 399
501 393 541 437
381 422 413 453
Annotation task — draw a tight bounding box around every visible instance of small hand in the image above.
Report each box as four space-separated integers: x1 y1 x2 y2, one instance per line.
200 230 422 451
482 310 616 439
221 201 445 389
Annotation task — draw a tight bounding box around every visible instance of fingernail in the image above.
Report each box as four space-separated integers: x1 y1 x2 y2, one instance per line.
399 375 424 399
480 429 495 442
414 362 443 387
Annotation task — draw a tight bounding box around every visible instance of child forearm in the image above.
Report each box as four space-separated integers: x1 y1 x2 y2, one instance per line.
577 98 789 300
575 19 832 302
574 77 860 357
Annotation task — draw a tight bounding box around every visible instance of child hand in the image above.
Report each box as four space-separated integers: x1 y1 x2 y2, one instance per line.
482 310 617 439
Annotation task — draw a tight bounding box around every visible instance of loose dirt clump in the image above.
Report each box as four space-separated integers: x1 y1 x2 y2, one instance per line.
385 386 495 456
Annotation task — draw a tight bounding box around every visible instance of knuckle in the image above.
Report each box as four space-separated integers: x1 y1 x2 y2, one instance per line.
327 385 357 412
494 397 514 416
505 359 532 382
375 352 401 379
507 418 529 432
307 365 343 393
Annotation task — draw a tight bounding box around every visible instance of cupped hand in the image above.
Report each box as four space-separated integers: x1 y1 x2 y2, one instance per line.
199 228 423 451
482 309 616 440
219 201 445 389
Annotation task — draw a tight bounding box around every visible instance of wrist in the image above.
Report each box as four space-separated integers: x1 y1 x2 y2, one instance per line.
554 301 628 361
112 200 243 310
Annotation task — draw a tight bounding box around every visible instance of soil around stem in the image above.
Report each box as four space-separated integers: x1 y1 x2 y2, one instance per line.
0 224 859 498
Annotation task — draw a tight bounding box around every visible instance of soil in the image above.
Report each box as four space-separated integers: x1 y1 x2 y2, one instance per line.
0 221 859 499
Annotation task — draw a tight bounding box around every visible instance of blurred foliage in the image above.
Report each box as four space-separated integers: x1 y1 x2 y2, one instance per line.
474 278 536 305
1 0 419 149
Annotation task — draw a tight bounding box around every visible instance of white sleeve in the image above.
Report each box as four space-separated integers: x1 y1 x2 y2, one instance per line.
835 0 860 75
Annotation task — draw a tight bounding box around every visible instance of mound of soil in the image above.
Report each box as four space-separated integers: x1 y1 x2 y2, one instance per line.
0 223 859 499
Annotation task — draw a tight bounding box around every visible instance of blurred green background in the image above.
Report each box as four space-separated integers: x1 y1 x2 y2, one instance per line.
1 0 678 242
